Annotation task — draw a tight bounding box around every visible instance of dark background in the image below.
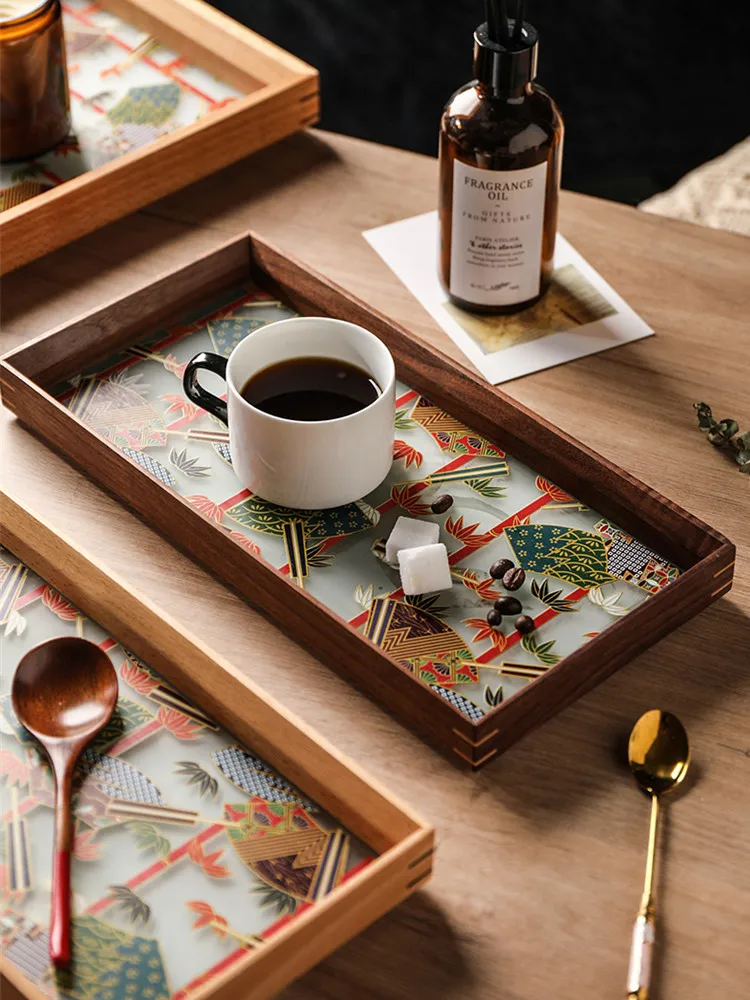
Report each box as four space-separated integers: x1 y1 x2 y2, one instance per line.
214 1 749 205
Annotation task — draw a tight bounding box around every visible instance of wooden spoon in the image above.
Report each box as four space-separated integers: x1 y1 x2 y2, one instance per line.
12 637 118 967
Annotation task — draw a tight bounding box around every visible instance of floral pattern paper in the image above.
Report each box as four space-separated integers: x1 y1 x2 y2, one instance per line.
0 553 372 999
49 282 682 723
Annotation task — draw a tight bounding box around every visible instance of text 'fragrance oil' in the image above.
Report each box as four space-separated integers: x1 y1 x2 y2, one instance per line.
439 1 564 313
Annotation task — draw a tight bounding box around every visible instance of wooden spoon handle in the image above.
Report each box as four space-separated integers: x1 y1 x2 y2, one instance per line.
50 764 73 967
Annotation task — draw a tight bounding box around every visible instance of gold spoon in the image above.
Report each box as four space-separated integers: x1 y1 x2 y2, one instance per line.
626 709 690 999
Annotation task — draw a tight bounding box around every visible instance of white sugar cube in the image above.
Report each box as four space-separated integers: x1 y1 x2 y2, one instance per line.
385 515 439 566
398 542 452 596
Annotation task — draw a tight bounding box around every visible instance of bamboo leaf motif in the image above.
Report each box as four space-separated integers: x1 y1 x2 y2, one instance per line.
161 393 202 420
535 476 576 504
465 477 506 498
305 541 333 568
530 578 579 613
41 585 81 621
463 617 508 652
390 482 432 516
187 900 228 939
175 761 219 799
455 570 502 602
250 884 299 916
354 584 374 610
394 407 417 430
126 821 171 858
484 686 504 708
3 610 26 637
404 593 449 618
188 838 232 879
393 439 423 468
186 494 224 524
169 447 211 478
521 634 561 666
106 885 151 925
587 585 632 617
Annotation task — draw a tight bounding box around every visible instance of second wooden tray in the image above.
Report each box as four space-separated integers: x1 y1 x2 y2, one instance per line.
0 232 735 767
0 487 433 1000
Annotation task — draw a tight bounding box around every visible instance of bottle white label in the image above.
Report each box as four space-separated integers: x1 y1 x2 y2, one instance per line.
449 159 548 307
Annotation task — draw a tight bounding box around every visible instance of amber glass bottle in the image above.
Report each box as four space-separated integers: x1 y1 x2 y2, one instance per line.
0 0 70 162
439 15 563 313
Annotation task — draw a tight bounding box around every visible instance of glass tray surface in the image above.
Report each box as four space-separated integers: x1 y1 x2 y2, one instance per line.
49 283 682 723
0 550 372 999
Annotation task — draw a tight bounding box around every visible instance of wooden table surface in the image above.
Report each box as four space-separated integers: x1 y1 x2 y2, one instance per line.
1 130 748 1000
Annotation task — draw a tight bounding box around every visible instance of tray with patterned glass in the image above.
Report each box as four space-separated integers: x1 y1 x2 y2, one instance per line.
0 232 735 768
0 488 433 1000
0 0 318 274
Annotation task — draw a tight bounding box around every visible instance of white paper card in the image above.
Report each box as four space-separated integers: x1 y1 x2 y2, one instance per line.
363 211 654 384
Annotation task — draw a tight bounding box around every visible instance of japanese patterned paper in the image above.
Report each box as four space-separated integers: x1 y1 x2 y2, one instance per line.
49 283 682 726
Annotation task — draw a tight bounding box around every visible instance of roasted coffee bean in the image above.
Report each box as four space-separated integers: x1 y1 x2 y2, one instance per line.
489 558 514 580
515 615 535 634
430 493 454 514
486 608 503 629
495 595 522 615
502 567 526 591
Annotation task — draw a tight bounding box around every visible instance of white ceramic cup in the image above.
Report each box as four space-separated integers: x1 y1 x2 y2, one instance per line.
183 316 396 509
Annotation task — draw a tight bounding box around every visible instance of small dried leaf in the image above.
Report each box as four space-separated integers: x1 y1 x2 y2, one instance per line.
716 419 739 439
693 401 714 430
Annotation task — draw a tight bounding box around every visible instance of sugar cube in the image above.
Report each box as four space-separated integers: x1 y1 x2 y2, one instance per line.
385 515 439 566
398 542 452 596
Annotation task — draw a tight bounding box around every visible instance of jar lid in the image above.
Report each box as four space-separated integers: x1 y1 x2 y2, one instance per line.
0 0 55 26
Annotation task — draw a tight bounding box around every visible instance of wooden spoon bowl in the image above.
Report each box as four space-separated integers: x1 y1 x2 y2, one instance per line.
12 637 118 967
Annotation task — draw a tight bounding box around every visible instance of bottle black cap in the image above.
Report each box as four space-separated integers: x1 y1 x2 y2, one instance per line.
474 19 538 94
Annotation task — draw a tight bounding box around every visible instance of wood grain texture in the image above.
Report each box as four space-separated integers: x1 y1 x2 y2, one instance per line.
0 0 319 275
1 131 748 1000
0 489 433 1000
0 231 734 766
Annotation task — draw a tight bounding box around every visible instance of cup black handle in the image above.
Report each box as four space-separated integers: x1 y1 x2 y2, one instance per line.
183 352 229 424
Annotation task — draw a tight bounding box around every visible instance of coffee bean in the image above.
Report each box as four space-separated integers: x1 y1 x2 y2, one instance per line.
502 567 526 591
486 608 503 629
515 615 535 634
489 558 514 580
430 493 454 514
495 595 522 615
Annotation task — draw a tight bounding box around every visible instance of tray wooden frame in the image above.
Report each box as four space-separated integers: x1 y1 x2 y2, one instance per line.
0 487 434 1000
0 232 736 769
0 0 319 275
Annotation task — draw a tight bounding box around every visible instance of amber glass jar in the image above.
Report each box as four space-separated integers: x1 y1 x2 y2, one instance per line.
439 19 563 314
0 0 70 162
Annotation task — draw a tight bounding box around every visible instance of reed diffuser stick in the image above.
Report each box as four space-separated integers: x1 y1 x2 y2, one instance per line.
513 0 525 40
487 1 511 44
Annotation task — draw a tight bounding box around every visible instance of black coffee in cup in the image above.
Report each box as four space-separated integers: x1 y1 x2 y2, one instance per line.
240 356 380 421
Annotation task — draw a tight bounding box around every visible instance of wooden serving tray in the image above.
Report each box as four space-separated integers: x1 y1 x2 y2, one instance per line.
0 0 318 274
0 488 433 1000
0 233 735 768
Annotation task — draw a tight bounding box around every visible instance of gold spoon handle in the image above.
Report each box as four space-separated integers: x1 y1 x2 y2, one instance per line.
626 910 655 999
626 793 659 999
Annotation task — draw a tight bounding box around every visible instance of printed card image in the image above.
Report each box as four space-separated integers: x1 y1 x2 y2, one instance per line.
442 263 618 355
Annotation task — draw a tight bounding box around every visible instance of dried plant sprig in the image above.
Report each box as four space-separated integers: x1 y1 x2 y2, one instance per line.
694 402 750 474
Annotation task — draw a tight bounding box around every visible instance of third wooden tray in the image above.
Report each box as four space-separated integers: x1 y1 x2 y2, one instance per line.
0 487 433 1000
